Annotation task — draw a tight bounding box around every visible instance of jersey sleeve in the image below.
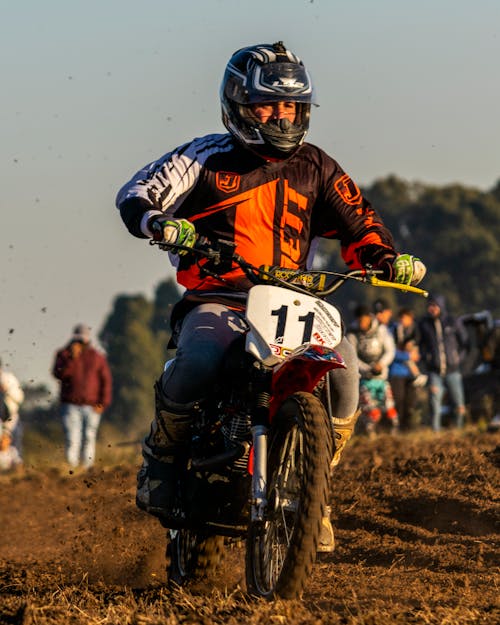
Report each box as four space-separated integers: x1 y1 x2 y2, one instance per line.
312 152 396 269
116 140 203 238
116 134 234 239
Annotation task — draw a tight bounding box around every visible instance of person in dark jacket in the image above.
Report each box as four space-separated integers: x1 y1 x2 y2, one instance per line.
388 307 427 430
52 324 112 469
486 320 500 430
418 295 468 431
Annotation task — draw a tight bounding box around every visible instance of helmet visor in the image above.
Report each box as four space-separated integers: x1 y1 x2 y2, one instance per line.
245 63 314 103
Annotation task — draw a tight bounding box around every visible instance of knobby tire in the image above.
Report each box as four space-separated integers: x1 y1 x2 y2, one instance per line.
166 530 224 586
245 391 334 599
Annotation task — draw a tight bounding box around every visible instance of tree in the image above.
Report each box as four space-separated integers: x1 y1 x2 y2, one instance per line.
151 278 181 339
361 177 500 318
100 295 164 433
99 277 182 434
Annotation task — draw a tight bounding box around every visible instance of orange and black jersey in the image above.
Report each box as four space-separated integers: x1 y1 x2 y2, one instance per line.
117 133 396 292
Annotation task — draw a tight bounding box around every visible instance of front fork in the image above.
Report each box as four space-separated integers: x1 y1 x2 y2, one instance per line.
251 424 268 522
250 363 273 522
249 351 341 522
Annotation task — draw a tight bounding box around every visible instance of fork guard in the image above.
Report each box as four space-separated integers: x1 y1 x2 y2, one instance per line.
269 344 345 419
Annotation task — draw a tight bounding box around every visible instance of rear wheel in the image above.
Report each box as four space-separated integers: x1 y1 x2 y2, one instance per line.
166 529 225 586
245 391 333 599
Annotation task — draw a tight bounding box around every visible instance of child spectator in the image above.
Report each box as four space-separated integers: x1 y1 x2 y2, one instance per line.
347 305 398 436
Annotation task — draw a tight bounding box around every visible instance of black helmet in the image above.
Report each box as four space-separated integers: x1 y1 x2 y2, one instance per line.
220 41 316 160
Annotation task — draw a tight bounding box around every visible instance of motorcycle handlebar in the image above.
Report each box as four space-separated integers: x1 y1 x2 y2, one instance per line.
149 237 428 298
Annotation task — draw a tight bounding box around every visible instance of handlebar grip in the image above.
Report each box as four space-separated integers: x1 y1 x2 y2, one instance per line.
368 275 429 297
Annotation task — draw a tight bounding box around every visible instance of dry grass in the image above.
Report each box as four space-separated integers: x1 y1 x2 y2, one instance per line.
1 427 499 625
3 579 497 625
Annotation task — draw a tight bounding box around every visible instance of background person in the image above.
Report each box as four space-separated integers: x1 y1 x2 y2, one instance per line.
52 324 112 470
347 305 399 436
389 307 427 430
418 295 468 431
484 319 500 430
0 358 24 471
373 298 394 328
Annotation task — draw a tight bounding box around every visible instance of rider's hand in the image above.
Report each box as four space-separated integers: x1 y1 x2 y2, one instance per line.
382 254 426 286
151 218 196 255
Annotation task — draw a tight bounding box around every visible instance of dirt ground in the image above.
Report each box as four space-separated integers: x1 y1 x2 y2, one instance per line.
1 428 499 625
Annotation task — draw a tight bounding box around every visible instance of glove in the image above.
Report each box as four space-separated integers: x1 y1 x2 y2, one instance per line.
391 254 426 286
151 218 196 255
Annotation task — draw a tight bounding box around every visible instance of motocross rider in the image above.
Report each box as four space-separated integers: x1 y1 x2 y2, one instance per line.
116 42 426 552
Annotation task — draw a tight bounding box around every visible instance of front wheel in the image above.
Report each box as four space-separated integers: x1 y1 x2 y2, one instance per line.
166 529 224 586
245 391 334 599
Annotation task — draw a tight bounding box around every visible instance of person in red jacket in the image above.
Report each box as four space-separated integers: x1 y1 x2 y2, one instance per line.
52 324 112 470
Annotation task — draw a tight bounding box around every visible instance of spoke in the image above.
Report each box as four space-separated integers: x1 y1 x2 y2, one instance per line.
279 504 291 545
260 425 304 590
280 427 298 485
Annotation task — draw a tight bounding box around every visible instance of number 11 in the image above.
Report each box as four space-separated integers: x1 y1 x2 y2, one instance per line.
271 306 315 343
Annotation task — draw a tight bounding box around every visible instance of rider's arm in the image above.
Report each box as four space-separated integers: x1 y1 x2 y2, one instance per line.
312 152 425 285
116 134 232 238
116 139 202 238
312 151 397 271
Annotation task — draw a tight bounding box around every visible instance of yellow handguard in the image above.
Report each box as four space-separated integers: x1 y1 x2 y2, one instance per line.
367 275 428 297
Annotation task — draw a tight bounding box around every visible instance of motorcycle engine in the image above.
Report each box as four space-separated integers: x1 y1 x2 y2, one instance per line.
221 412 251 472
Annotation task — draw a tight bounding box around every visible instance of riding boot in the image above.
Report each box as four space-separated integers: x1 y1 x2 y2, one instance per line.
318 410 360 553
317 505 335 553
330 410 361 470
136 380 196 524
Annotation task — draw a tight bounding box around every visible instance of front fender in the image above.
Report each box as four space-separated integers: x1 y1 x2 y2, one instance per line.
270 344 345 418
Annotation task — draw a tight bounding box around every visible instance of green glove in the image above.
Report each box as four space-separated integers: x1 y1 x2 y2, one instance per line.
392 254 426 286
152 218 196 255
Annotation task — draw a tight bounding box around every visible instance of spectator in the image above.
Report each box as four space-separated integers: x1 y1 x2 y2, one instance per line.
418 295 468 431
347 305 398 436
483 318 500 431
52 324 112 470
0 358 24 472
389 307 427 430
373 298 394 328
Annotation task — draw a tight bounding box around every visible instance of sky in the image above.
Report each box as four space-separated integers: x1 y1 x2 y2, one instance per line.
1 0 499 391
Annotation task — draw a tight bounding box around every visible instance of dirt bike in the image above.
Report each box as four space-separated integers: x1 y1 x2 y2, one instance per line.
150 237 427 598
